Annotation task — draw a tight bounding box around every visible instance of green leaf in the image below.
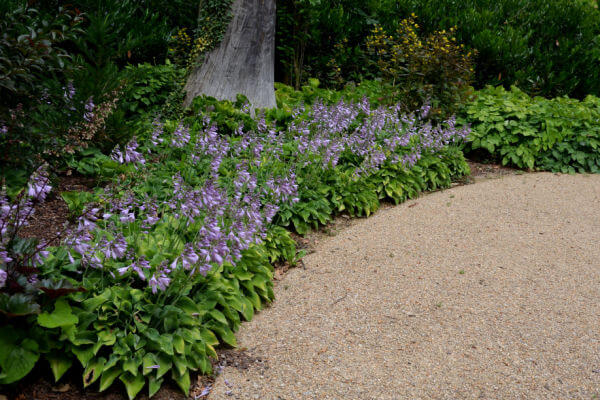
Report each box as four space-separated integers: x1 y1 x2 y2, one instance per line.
0 293 40 316
120 372 146 400
210 324 237 347
0 343 39 384
99 367 121 392
83 357 106 387
148 375 163 398
173 334 185 354
208 310 228 326
123 355 141 376
72 346 95 368
172 369 190 395
155 353 172 379
47 354 72 382
38 299 78 328
142 353 158 376
82 288 112 311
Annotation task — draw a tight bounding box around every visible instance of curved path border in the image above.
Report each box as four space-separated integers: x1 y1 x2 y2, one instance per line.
210 173 600 399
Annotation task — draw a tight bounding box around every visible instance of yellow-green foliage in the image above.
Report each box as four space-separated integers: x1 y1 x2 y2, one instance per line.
366 15 476 114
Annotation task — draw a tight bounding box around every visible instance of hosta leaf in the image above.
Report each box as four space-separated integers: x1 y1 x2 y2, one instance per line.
209 324 237 347
142 353 159 376
200 328 220 347
123 355 141 376
173 334 185 354
172 356 188 376
0 344 39 384
208 310 228 326
239 296 254 321
83 357 106 387
120 372 146 400
47 353 72 382
148 375 163 398
99 367 121 392
155 353 172 379
172 369 190 396
72 346 95 368
82 288 112 311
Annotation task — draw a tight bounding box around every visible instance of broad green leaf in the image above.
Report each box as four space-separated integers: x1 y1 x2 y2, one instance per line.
72 346 95 368
120 372 146 400
83 357 106 387
148 375 163 398
172 369 190 395
0 345 39 384
99 367 121 392
47 353 72 382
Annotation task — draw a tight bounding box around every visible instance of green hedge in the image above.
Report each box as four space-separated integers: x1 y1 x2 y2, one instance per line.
395 0 600 98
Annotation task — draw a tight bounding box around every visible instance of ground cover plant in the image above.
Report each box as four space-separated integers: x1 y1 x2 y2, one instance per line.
461 86 600 173
0 93 470 397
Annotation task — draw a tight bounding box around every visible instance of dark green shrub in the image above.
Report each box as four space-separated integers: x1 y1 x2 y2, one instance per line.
0 3 81 111
394 0 600 98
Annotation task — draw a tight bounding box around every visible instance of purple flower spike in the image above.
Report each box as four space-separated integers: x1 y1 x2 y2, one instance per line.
27 166 52 202
0 268 6 288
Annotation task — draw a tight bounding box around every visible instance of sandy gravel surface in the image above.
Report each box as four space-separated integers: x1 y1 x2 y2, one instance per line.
210 173 600 400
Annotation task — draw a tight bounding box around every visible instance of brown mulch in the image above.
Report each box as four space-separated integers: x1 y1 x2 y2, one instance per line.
19 175 96 246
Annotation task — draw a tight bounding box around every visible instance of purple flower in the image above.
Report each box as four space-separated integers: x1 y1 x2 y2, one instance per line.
63 82 76 101
196 385 212 398
83 96 95 122
0 251 12 265
102 235 127 260
181 244 199 270
111 137 145 164
119 209 135 224
0 268 6 288
150 119 164 147
31 248 49 266
27 166 52 202
171 123 190 148
118 257 151 280
148 262 171 294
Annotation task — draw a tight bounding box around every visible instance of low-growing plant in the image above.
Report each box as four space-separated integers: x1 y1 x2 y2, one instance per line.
461 86 600 172
1 88 471 398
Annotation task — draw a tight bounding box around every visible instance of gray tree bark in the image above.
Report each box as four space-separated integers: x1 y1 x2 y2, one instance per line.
183 0 277 111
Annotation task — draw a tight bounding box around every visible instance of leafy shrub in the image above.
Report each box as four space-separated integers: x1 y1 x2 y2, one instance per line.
365 16 475 114
118 62 186 121
0 3 81 107
394 0 600 98
461 86 600 172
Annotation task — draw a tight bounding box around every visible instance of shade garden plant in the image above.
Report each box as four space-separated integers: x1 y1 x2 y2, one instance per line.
0 93 470 398
461 86 600 173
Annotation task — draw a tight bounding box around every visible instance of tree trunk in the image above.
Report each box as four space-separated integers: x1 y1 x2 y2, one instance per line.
183 0 277 111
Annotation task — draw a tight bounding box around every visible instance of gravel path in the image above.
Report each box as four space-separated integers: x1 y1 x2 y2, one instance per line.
210 173 600 399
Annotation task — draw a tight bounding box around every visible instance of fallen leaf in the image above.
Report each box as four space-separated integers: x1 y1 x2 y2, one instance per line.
52 383 71 393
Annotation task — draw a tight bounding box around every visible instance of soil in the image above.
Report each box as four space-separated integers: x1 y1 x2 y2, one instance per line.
19 175 96 246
